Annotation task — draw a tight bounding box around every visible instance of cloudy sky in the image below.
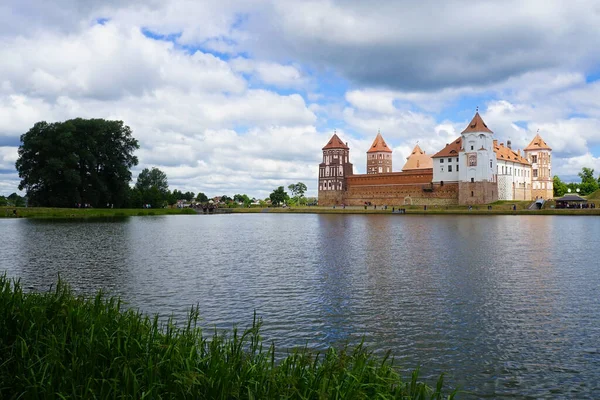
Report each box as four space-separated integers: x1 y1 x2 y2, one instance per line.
2 0 600 198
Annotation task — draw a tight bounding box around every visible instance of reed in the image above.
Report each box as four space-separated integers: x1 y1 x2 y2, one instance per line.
0 276 455 399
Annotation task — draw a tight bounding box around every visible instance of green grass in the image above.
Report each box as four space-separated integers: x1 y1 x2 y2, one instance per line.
586 189 600 200
0 206 197 219
0 276 456 399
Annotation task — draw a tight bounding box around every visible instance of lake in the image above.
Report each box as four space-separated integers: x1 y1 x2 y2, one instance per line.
1 214 599 398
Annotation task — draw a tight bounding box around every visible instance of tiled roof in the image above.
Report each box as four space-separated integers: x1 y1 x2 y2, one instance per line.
402 144 433 170
366 132 392 153
524 133 552 151
461 112 493 134
494 142 530 165
432 137 462 158
322 133 349 150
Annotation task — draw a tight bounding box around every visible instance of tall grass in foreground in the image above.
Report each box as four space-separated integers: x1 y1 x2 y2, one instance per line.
0 276 456 399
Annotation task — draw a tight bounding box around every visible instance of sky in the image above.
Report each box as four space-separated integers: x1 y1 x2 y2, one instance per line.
2 0 600 198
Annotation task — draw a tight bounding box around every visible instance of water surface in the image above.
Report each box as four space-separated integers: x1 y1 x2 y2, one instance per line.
1 214 599 398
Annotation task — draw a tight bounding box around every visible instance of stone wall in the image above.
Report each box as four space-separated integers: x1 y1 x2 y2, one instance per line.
458 181 498 205
344 178 459 206
318 190 345 206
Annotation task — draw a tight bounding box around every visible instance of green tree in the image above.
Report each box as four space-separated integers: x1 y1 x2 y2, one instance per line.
196 192 208 203
0 196 7 206
16 119 139 207
7 193 26 207
135 168 169 208
135 168 169 195
269 186 289 206
233 194 251 206
287 182 307 205
578 167 599 195
553 176 568 197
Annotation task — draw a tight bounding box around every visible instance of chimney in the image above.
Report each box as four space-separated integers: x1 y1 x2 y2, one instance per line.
493 139 498 146
507 140 512 149
518 149 521 156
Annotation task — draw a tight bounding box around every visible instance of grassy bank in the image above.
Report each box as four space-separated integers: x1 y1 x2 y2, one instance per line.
0 206 196 219
0 276 455 399
4 203 599 219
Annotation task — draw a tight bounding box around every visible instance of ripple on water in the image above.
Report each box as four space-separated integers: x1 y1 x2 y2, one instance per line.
1 214 600 398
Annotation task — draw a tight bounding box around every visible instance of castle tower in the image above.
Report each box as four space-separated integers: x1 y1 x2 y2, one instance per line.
318 132 353 205
524 132 553 200
366 131 392 174
402 143 432 171
458 111 498 204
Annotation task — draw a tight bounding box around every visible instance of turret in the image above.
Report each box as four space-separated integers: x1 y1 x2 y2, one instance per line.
366 130 392 174
318 132 353 205
523 131 553 200
457 111 498 204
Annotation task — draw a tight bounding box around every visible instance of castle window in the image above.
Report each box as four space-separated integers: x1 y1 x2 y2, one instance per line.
490 160 492 168
533 169 538 177
471 191 474 196
448 165 452 172
471 178 474 183
448 158 452 162
531 155 537 163
456 158 459 162
456 165 459 172
441 166 444 172
440 158 444 163
471 146 474 150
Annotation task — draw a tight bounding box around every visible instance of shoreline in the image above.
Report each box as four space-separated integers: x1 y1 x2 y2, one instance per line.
2 205 600 218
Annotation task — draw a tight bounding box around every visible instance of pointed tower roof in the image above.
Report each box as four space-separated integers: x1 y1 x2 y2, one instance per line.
402 144 433 171
322 133 349 150
461 112 493 134
366 131 392 153
524 133 552 151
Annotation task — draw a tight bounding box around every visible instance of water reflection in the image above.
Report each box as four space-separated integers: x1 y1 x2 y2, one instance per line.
1 214 600 398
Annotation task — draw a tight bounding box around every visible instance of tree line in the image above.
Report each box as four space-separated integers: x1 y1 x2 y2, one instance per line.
553 167 600 197
11 118 311 209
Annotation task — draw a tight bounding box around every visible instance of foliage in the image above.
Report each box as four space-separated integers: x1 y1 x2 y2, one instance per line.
233 193 252 207
171 189 195 204
0 196 7 206
133 167 170 208
578 167 599 195
135 167 169 195
288 182 308 205
0 276 454 399
16 119 139 207
220 195 232 203
269 186 289 206
553 176 568 197
5 193 26 207
196 192 208 203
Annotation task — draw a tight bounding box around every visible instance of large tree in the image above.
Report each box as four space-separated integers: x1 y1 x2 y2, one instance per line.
134 167 169 208
16 119 139 207
287 182 307 205
135 167 169 195
270 186 289 206
553 176 568 197
578 167 599 195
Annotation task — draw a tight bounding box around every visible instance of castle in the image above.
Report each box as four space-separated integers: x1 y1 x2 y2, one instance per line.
318 112 553 206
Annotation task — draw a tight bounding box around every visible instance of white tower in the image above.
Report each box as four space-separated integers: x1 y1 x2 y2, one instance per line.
458 111 498 204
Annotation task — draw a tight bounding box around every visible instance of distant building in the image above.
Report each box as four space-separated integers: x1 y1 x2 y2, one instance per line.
318 112 553 206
